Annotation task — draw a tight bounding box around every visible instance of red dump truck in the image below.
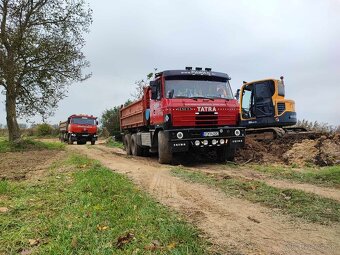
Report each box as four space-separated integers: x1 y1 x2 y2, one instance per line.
120 67 245 164
59 114 98 145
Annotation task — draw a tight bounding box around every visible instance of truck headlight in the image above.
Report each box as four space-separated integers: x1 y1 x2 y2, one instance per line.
177 132 184 139
220 139 225 144
195 140 200 146
212 139 217 145
235 129 241 136
203 140 208 146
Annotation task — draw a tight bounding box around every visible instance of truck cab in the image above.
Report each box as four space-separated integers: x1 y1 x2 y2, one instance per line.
238 77 297 128
59 114 98 145
120 67 245 164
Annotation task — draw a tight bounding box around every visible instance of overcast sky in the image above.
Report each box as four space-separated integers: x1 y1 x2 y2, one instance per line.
1 0 339 126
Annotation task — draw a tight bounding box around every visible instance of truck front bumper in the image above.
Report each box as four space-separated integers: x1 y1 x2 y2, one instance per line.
70 133 98 141
165 127 245 153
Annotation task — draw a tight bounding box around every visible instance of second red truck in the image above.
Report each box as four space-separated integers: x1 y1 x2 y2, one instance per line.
120 67 245 164
59 114 98 145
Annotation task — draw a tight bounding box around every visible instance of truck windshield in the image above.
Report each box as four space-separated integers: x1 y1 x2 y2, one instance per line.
71 117 96 125
165 79 233 99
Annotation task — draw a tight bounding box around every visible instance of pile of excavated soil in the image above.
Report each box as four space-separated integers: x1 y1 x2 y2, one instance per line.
235 134 340 166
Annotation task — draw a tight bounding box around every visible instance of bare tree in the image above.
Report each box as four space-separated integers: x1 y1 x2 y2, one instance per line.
131 70 156 100
0 0 92 142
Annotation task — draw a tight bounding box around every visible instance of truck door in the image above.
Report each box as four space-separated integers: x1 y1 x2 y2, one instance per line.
149 79 164 125
253 81 275 118
241 86 254 120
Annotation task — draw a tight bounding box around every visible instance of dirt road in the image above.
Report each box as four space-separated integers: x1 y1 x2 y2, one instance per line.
70 144 340 255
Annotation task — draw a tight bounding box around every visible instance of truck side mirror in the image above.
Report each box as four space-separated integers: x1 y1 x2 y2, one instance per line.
96 120 99 125
235 89 240 100
67 118 71 124
150 81 158 100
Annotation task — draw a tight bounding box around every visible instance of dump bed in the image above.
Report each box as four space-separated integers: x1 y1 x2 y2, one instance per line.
120 99 146 130
59 121 68 132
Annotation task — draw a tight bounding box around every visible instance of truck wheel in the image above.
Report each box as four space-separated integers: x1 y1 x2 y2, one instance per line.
131 134 142 156
158 131 172 164
124 134 132 155
68 135 73 145
91 140 95 145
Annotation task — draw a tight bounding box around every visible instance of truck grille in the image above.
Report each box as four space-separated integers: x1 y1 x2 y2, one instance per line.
195 112 218 126
277 103 285 115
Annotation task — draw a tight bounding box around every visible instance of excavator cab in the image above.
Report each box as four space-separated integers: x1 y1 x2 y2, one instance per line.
238 77 297 129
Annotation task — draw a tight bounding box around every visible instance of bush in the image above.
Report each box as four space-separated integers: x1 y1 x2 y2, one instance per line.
36 123 54 136
296 119 340 134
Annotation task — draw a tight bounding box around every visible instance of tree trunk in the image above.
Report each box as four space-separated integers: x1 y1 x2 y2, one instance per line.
6 91 20 142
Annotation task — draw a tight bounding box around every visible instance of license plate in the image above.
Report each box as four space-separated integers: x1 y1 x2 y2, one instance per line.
202 131 219 137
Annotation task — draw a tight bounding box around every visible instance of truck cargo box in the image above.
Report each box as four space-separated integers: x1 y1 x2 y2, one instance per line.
120 99 146 129
59 121 68 132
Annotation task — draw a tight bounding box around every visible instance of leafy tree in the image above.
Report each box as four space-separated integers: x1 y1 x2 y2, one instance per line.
101 98 133 139
0 0 92 142
101 106 121 137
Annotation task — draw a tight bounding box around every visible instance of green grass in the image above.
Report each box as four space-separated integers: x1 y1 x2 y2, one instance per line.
252 164 340 188
171 167 340 225
0 155 207 255
105 139 124 149
0 138 64 153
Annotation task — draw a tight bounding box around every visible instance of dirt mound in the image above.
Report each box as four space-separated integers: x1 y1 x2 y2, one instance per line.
236 134 340 166
282 139 318 166
235 138 268 163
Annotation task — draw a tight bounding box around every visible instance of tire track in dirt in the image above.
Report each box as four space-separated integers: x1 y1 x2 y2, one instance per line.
70 145 340 255
95 144 340 202
187 164 340 202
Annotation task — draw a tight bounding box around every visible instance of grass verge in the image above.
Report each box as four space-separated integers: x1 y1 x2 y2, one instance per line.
0 138 64 153
0 155 206 254
171 167 340 225
252 164 340 188
105 139 124 149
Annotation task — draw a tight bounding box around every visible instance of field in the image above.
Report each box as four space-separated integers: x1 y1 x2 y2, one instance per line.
1 137 339 254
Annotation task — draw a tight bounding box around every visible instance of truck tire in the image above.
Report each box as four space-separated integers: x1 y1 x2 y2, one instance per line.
91 140 95 145
131 134 143 156
124 134 132 155
158 131 172 164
